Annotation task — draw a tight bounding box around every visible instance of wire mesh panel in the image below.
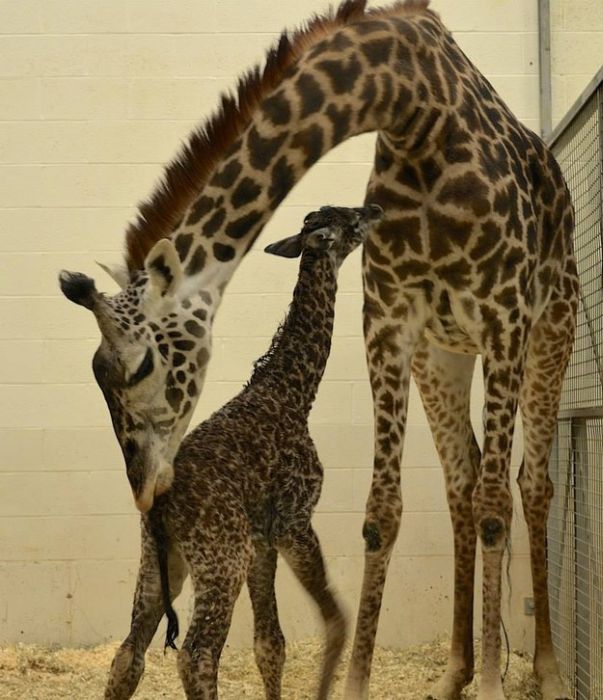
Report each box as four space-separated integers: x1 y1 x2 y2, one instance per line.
548 68 603 700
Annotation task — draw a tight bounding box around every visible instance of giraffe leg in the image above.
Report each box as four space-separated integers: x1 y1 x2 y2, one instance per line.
412 341 480 700
177 535 251 700
345 296 420 699
247 538 286 700
278 526 347 700
473 350 524 700
105 517 188 700
518 303 575 700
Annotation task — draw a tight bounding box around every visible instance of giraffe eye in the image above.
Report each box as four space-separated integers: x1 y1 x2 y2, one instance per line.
129 348 154 386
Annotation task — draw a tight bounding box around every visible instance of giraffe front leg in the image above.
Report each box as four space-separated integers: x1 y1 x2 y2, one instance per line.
518 309 574 700
412 342 479 700
345 290 419 700
105 517 187 700
473 355 522 700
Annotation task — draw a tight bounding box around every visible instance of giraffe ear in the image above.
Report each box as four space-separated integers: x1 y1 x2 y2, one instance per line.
96 261 130 290
144 238 183 297
264 234 304 258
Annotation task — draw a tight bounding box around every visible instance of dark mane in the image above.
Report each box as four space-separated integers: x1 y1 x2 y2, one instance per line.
124 0 433 272
124 0 370 271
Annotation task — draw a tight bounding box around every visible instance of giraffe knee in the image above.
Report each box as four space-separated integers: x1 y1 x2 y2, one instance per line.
479 517 506 548
362 509 401 553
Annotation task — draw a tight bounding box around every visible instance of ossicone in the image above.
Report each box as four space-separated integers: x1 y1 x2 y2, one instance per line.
58 270 98 310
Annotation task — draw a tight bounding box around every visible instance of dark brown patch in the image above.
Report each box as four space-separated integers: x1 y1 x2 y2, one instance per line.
248 126 288 171
291 124 324 168
231 177 262 209
210 159 242 189
186 196 214 226
226 210 263 240
268 156 295 207
361 36 394 67
174 232 194 261
316 53 362 94
213 242 236 262
202 208 226 237
296 73 325 118
185 246 207 276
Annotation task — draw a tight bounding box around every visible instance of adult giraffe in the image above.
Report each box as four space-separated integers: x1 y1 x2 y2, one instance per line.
59 1 578 698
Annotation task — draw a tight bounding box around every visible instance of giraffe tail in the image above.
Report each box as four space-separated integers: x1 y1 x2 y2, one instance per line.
147 505 180 651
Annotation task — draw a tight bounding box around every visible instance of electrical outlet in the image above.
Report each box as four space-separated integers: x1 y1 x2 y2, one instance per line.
524 597 535 616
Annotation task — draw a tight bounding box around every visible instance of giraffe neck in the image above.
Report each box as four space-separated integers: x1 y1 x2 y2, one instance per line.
171 12 447 298
249 253 338 414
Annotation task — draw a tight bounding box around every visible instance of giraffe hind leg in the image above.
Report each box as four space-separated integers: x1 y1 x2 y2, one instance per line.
278 526 347 700
518 297 576 700
247 538 286 700
105 517 188 700
412 341 479 700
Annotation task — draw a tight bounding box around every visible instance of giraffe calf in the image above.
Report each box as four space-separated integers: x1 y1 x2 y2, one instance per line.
104 204 383 700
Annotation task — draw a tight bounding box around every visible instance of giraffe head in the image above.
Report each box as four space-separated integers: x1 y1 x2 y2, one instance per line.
58 239 213 512
265 204 383 263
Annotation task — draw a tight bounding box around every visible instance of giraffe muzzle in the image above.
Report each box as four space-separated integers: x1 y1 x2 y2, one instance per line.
128 458 174 513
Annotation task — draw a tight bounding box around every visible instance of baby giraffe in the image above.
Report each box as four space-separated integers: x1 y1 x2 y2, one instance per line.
104 204 383 700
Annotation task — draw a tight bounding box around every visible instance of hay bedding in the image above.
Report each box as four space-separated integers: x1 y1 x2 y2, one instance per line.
1 638 540 699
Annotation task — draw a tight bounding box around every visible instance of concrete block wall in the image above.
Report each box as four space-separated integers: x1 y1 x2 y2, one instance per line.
1 0 598 652
551 0 603 128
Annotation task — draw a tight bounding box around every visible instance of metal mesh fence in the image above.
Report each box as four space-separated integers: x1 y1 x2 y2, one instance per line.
548 68 603 700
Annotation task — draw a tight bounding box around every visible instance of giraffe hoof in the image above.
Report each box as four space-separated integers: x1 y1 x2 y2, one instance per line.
425 675 466 700
537 664 572 700
540 676 572 700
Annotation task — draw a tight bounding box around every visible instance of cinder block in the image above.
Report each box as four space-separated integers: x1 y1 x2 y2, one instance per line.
315 468 355 513
69 558 139 645
0 428 44 471
44 339 98 384
0 470 131 517
311 381 353 425
453 33 526 76
40 0 128 34
213 0 329 34
310 423 374 470
0 384 108 428
0 0 42 34
283 163 373 207
0 340 44 383
436 0 538 33
0 207 130 253
126 0 217 34
552 32 603 74
41 78 131 120
0 561 72 646
0 78 42 119
43 428 123 472
489 75 540 120
0 297 102 340
323 336 368 381
1 514 139 561
0 35 93 77
562 0 603 31
128 77 226 120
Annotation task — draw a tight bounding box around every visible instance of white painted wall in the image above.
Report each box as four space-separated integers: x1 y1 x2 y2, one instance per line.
551 0 603 128
0 0 599 652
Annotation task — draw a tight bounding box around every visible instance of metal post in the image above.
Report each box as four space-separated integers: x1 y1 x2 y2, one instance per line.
539 0 553 138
